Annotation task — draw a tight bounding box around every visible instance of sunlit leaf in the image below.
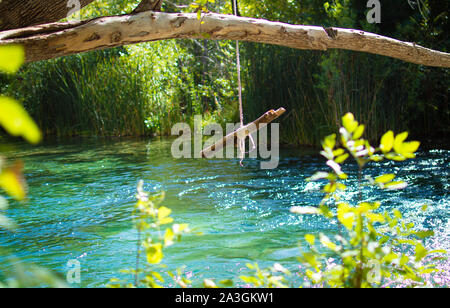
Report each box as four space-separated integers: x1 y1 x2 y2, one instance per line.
164 228 174 246
305 234 315 245
401 141 420 154
380 131 394 153
158 206 172 220
322 134 336 150
353 124 365 139
413 230 434 239
323 182 337 193
337 203 355 230
0 97 42 144
146 243 163 264
0 161 26 200
0 45 24 74
366 213 385 223
320 234 339 252
342 113 358 133
375 174 395 184
393 132 409 153
334 153 349 164
415 243 428 262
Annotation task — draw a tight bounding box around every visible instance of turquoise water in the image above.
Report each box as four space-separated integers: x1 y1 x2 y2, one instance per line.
0 138 448 287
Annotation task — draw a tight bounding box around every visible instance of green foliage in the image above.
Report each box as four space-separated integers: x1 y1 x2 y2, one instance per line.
290 113 445 288
107 180 190 288
242 0 448 146
190 0 216 20
240 262 291 288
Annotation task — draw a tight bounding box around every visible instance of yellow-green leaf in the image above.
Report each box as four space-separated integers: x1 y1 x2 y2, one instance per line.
158 206 172 220
305 234 315 245
401 141 420 154
380 131 394 153
0 97 42 144
337 203 355 230
415 243 428 262
0 162 26 201
320 234 338 252
0 45 24 74
375 174 395 184
164 228 174 246
158 217 174 225
334 153 349 164
342 113 358 133
146 243 163 264
322 134 336 150
366 213 385 223
393 132 409 153
353 125 365 139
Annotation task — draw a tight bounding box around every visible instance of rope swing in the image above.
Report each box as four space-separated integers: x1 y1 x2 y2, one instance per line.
200 0 286 163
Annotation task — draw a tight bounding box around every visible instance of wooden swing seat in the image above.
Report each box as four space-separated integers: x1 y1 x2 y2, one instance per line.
200 107 286 158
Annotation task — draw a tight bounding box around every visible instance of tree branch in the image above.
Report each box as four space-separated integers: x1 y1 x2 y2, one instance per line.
0 12 448 67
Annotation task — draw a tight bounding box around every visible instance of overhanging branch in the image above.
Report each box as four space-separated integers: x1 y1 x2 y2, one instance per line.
0 12 449 67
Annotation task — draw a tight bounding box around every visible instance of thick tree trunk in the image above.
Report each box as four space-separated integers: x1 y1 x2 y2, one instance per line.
0 12 449 68
0 0 95 31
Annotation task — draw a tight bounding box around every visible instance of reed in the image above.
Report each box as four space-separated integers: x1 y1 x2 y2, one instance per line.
242 43 425 146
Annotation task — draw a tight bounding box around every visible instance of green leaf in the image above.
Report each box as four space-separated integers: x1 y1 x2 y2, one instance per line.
415 243 428 262
305 234 315 245
353 124 365 139
158 206 172 220
0 45 24 74
401 141 420 155
393 132 409 153
337 203 355 230
219 279 234 287
366 213 385 223
322 134 336 150
342 113 358 133
380 131 394 153
334 153 349 164
164 228 174 246
413 230 434 239
0 97 42 144
323 182 337 193
375 174 395 184
0 162 26 201
146 243 163 264
320 234 338 252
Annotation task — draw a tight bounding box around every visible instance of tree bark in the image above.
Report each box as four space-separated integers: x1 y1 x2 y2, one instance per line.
0 12 449 68
132 0 164 14
0 0 96 31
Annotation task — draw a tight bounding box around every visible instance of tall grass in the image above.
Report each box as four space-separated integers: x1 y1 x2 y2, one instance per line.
9 40 239 138
242 43 429 146
12 48 150 137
